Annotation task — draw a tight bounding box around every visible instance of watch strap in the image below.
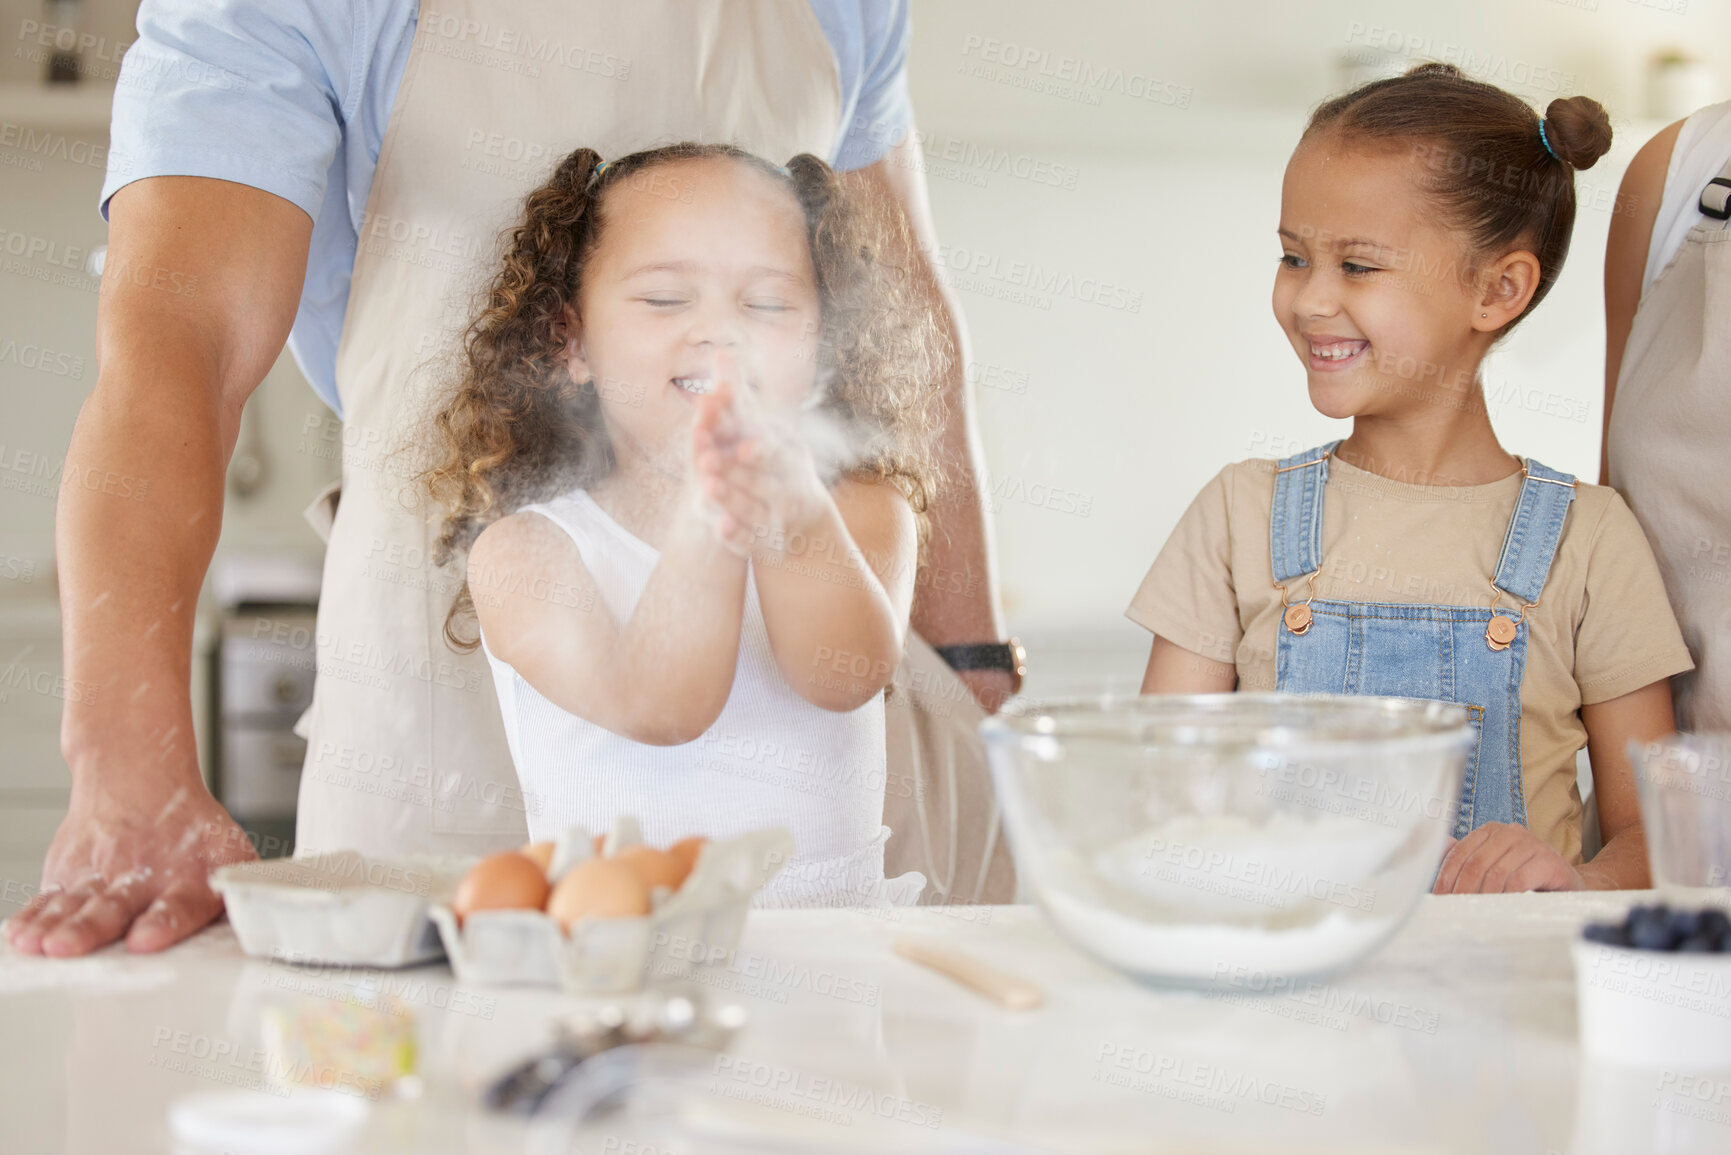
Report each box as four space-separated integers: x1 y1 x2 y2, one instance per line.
933 641 1025 682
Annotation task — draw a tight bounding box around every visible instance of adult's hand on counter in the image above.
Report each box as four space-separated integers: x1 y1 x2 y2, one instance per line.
6 775 257 956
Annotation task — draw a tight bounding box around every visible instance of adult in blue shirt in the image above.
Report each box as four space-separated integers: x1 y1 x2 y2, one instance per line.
11 0 1012 957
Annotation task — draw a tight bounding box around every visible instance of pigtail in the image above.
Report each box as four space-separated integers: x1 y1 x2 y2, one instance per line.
426 147 612 651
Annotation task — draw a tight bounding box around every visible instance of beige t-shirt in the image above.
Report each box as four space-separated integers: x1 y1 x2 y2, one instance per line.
1126 454 1695 865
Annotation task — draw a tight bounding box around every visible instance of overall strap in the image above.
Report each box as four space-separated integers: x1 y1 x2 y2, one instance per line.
1491 458 1577 604
1698 155 1731 222
1269 441 1340 584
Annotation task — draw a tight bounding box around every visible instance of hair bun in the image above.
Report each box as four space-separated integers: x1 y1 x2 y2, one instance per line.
1403 61 1466 82
1542 95 1613 170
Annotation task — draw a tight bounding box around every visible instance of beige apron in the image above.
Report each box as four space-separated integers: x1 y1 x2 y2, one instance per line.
296 0 1015 902
1607 156 1731 733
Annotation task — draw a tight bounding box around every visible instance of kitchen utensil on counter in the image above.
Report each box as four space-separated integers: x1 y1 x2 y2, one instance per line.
1631 733 1731 907
982 693 1474 988
212 851 474 968
891 938 1044 1010
484 985 746 1114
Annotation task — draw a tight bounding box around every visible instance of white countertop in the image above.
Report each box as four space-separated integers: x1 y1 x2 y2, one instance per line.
1 892 1720 1154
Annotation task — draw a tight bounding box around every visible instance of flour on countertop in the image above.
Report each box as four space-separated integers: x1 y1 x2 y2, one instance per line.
0 938 176 994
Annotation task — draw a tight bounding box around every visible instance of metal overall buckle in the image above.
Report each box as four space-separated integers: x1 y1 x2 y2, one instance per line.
1278 570 1320 636
1485 581 1537 652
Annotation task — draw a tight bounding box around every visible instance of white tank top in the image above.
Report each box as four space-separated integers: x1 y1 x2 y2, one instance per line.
480 488 923 907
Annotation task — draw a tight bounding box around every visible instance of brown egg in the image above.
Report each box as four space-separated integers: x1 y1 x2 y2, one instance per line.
451 852 551 925
614 845 687 892
669 836 709 879
546 858 650 930
518 841 555 873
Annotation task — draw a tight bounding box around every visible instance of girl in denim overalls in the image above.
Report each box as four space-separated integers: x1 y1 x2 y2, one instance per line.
1129 65 1693 894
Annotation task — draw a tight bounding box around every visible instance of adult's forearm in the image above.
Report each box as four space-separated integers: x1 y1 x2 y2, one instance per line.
57 342 233 785
909 285 1003 648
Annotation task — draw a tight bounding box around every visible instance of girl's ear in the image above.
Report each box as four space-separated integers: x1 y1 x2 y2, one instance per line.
553 303 595 383
1473 251 1542 332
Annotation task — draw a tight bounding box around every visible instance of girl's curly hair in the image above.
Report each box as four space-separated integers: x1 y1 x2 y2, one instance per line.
425 142 950 651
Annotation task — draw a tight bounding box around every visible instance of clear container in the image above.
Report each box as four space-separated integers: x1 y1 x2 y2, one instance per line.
1632 733 1731 906
981 693 1473 988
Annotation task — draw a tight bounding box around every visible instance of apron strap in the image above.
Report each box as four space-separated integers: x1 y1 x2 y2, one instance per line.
1698 156 1731 222
1269 440 1341 584
1491 458 1577 604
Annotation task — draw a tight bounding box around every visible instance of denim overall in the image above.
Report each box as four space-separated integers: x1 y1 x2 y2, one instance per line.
1270 442 1577 838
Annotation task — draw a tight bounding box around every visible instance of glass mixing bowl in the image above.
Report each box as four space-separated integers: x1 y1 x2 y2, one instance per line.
982 694 1474 988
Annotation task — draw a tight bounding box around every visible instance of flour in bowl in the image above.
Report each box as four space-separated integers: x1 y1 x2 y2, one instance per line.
1041 885 1399 984
1092 811 1408 919
1027 810 1424 984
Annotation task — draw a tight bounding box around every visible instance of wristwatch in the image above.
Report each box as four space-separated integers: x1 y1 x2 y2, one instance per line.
933 638 1026 695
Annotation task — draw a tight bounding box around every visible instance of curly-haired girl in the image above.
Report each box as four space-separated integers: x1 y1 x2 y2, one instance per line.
427 143 945 906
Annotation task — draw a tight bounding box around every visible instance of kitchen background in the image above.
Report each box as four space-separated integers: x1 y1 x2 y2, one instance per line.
1 0 1726 893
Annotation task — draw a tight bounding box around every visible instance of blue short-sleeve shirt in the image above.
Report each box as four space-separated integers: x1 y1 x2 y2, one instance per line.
100 0 914 417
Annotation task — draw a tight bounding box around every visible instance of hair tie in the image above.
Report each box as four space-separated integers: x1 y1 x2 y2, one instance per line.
775 163 790 177
585 159 611 189
1538 119 1560 163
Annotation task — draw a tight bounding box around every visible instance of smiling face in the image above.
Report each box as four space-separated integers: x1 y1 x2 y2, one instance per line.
564 156 821 476
1272 132 1493 421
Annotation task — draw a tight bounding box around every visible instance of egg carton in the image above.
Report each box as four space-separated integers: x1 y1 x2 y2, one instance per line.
212 850 476 968
429 817 796 994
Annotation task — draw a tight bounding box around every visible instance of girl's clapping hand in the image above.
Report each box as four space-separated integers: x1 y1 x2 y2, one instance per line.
1432 821 1585 894
691 351 827 555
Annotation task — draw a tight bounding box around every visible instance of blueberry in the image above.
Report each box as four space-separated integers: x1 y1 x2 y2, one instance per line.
1700 909 1731 940
1628 908 1677 951
1672 910 1705 939
1582 922 1629 946
1678 933 1718 953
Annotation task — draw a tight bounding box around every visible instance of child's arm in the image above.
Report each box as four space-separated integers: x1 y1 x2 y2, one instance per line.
1433 679 1674 893
750 476 916 711
691 373 912 711
1141 636 1237 694
1577 679 1673 888
468 500 749 745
